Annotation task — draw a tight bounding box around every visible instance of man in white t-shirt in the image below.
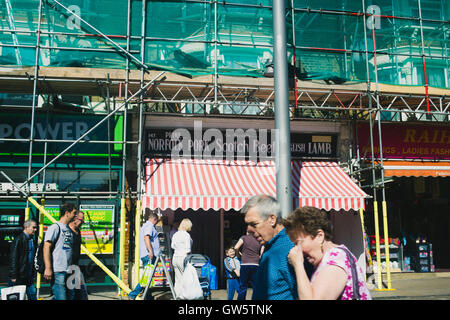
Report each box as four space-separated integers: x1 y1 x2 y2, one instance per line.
43 203 77 300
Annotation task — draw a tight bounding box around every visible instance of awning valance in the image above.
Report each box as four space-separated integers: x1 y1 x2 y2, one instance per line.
143 158 368 212
291 161 368 211
381 160 450 177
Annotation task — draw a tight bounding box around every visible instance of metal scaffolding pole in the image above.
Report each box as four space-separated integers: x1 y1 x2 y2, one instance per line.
133 0 148 290
291 0 299 112
25 0 43 222
118 0 132 298
417 0 431 114
371 9 395 291
362 0 383 290
214 0 218 111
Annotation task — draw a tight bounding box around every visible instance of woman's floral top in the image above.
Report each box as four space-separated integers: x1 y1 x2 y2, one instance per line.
311 245 372 300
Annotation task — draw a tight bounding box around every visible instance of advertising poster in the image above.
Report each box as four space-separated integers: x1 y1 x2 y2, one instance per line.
43 204 115 254
79 204 115 255
43 205 62 230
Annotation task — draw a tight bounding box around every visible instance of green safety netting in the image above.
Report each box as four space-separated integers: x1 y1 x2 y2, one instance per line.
0 0 449 88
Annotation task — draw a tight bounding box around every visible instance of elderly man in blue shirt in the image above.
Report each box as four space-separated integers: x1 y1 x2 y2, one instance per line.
242 194 313 300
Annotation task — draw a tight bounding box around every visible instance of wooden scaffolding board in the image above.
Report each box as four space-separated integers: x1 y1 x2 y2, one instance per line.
0 66 449 112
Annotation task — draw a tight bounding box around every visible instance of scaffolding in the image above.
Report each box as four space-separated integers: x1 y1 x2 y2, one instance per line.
0 0 449 295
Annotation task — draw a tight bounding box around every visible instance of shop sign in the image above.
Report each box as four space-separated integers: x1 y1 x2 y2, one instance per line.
358 123 450 160
145 124 337 159
0 113 123 156
0 215 20 226
0 183 58 192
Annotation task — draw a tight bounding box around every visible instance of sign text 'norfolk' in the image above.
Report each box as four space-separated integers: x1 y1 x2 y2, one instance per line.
145 122 337 160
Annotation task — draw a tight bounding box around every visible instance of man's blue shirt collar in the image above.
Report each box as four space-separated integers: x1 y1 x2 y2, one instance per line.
265 227 287 249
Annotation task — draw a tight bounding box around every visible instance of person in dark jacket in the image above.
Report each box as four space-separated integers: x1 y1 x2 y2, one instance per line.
8 219 38 300
67 211 88 300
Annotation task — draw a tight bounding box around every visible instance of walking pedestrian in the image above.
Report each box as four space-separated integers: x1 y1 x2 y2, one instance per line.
234 230 263 300
43 202 77 300
171 218 193 285
224 247 240 300
128 210 160 300
284 206 372 300
67 211 88 300
241 195 312 300
8 219 38 300
169 220 180 241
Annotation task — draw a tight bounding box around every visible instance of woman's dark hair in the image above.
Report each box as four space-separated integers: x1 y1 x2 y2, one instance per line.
283 206 332 241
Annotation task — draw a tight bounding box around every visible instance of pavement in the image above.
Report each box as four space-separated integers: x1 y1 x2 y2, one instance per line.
34 271 450 300
367 271 450 300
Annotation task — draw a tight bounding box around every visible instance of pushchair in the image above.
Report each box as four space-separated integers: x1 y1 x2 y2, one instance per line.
183 254 211 300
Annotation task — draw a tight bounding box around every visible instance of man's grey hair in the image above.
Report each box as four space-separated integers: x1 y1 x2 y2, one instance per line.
241 195 282 222
24 219 37 228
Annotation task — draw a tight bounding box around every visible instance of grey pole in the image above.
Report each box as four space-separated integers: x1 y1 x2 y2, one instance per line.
26 0 43 217
273 0 292 217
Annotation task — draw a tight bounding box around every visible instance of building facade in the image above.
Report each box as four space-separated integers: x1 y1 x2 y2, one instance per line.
0 0 448 291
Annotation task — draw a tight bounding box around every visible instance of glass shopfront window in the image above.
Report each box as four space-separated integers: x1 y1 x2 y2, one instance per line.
41 170 119 192
0 168 30 185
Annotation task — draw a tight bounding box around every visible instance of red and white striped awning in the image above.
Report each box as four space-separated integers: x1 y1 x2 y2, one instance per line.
142 158 367 212
292 161 367 211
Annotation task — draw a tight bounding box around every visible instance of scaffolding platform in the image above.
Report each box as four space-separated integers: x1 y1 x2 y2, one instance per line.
0 67 449 113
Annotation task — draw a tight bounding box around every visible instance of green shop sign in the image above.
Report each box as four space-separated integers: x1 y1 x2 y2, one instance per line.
0 113 123 157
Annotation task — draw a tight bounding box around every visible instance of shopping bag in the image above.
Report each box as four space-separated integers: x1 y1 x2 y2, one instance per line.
1 285 27 300
175 263 203 300
139 263 156 287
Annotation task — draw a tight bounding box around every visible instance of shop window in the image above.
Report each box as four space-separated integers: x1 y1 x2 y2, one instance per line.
0 168 30 185
380 110 401 121
42 170 119 192
0 209 24 285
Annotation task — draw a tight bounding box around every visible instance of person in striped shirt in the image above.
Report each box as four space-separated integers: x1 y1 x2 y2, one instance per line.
224 247 240 300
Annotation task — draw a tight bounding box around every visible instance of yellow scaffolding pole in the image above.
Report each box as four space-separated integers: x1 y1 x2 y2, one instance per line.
25 207 30 221
118 198 127 297
36 198 45 299
27 197 131 294
381 200 395 291
134 199 141 287
373 201 383 290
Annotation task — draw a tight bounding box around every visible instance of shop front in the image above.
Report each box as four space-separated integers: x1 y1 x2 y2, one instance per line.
142 116 369 288
358 122 450 272
0 111 125 288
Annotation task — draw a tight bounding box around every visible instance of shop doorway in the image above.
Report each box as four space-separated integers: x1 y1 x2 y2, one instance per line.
0 208 25 285
163 208 247 289
385 177 450 270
